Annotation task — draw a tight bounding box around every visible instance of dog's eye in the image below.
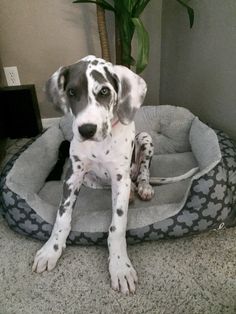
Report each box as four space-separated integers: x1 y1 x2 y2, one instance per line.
99 87 110 96
67 88 75 97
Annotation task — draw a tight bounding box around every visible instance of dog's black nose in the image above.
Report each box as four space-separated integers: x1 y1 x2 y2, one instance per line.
78 123 97 139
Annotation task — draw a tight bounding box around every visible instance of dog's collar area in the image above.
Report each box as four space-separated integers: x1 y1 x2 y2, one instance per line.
112 119 119 128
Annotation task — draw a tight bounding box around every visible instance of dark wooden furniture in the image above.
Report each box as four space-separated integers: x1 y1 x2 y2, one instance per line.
0 85 42 138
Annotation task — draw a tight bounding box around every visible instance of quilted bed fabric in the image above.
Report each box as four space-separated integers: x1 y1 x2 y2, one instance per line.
0 106 236 245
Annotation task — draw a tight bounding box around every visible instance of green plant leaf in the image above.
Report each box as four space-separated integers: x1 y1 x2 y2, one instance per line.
119 13 135 66
176 0 194 28
113 0 131 14
132 17 149 73
132 0 151 17
73 0 115 12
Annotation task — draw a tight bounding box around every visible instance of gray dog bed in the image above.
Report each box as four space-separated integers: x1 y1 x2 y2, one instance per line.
0 105 236 245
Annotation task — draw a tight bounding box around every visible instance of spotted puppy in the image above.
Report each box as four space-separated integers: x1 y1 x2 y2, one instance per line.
32 55 154 295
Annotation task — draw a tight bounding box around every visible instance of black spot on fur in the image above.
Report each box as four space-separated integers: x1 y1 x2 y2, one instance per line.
74 189 80 196
117 209 124 216
90 70 106 85
64 201 70 207
105 150 109 155
59 204 66 216
131 145 136 166
92 154 96 158
92 60 99 65
62 182 72 204
72 198 77 208
118 255 120 259
66 159 73 176
121 79 131 98
54 244 59 251
117 174 122 181
91 70 112 108
77 165 81 169
65 61 90 116
126 263 131 268
110 226 116 232
141 144 146 151
73 155 80 162
104 67 119 93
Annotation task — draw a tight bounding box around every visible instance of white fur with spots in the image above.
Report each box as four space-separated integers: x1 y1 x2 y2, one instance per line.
33 56 148 295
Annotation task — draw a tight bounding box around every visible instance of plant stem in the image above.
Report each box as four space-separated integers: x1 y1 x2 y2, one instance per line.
96 4 111 61
115 16 122 65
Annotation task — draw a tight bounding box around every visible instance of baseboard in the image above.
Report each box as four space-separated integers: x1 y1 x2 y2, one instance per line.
42 118 60 129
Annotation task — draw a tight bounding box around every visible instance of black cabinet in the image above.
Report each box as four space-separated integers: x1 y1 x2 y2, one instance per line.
0 85 43 138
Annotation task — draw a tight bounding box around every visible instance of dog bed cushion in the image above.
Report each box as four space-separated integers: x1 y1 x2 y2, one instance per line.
1 105 236 245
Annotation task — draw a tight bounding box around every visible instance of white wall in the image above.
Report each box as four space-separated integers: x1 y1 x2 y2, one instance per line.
0 0 100 117
160 0 236 140
0 0 162 118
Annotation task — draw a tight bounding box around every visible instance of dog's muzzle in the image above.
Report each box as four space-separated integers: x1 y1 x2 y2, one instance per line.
78 123 97 139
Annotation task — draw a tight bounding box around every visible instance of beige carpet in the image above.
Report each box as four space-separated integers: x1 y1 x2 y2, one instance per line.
0 214 235 314
0 138 236 313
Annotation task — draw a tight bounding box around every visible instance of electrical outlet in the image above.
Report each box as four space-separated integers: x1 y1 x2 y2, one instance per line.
4 66 21 86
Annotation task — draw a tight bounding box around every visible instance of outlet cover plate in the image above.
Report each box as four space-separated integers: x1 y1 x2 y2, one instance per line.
4 66 21 86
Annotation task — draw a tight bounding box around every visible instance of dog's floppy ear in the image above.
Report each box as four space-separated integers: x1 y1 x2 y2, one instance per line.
113 65 147 125
45 66 70 114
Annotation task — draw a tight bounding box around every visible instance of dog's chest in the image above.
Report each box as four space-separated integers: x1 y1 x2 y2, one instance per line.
71 123 134 161
70 123 135 188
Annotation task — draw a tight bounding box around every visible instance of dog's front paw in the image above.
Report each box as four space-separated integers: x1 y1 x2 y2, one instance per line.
109 256 138 295
137 182 154 201
32 240 63 273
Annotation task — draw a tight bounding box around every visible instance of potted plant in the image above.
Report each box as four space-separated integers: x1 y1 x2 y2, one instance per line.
73 0 194 73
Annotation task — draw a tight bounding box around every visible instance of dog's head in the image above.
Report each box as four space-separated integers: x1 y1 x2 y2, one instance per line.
46 55 147 142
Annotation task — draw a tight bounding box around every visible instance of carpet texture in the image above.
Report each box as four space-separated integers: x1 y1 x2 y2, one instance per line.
0 215 235 314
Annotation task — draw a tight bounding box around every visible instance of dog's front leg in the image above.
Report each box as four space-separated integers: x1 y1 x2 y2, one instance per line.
107 168 138 295
32 158 85 273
